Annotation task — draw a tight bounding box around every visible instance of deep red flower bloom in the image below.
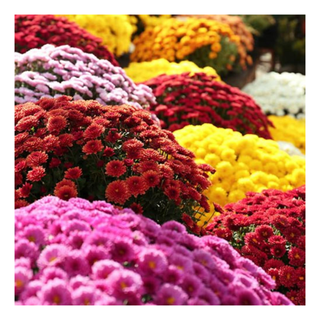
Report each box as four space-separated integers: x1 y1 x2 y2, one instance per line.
54 184 78 200
64 167 82 180
103 147 115 157
278 266 297 288
129 202 143 215
288 247 305 267
83 123 105 140
142 170 161 188
47 115 67 133
26 151 48 168
270 243 286 258
18 182 33 198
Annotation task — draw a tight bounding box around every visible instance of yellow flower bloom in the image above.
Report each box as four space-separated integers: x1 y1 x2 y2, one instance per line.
268 115 305 154
124 59 221 83
61 15 135 57
174 123 305 223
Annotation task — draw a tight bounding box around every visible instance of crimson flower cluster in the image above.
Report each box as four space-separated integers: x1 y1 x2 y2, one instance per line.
203 185 306 305
15 96 215 224
143 72 273 139
14 15 119 66
15 196 293 305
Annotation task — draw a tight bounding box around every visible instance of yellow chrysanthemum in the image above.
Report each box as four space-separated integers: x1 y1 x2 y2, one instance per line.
124 59 221 83
61 15 135 57
268 115 305 154
173 124 305 224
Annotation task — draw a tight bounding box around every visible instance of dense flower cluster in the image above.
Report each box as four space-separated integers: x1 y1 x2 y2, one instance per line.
130 17 241 76
143 72 272 139
180 15 254 71
15 44 156 116
205 186 305 305
242 72 305 118
268 115 305 154
174 124 305 219
15 196 293 305
15 96 214 224
14 15 119 66
61 15 135 57
124 59 221 83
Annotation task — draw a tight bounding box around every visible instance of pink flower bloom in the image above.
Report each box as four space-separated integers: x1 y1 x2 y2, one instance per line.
105 269 143 300
109 238 135 263
72 286 102 305
91 259 123 280
39 278 72 305
37 244 69 269
21 225 45 247
155 283 188 305
15 266 32 295
15 239 39 266
137 248 168 275
180 273 204 298
39 266 68 282
63 250 91 277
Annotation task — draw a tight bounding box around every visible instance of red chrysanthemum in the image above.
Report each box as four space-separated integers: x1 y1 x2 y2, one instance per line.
64 167 82 180
263 259 285 271
42 134 60 151
244 232 263 247
26 166 45 182
59 133 75 148
142 170 161 188
15 115 39 132
282 226 302 244
129 202 143 215
163 185 181 201
82 139 103 155
26 151 48 167
83 123 105 140
18 182 33 198
288 247 305 267
255 225 274 239
47 115 67 133
126 176 148 197
49 158 61 168
136 160 160 174
294 267 305 289
278 266 297 288
270 243 286 258
105 180 130 205
105 160 127 177
268 235 286 245
103 147 115 157
15 199 29 209
54 184 78 200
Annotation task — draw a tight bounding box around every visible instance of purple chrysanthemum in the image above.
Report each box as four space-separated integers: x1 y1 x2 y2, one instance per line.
109 238 135 263
235 288 262 305
180 273 204 298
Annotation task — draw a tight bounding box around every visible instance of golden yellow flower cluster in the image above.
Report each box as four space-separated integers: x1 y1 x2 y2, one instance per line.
183 15 254 69
61 15 135 57
268 115 305 154
174 124 305 225
124 59 221 83
130 17 240 67
137 15 172 30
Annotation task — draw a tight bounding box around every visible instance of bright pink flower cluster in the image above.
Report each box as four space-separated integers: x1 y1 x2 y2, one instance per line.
205 185 306 305
15 96 214 224
143 72 273 139
15 196 293 305
14 15 119 66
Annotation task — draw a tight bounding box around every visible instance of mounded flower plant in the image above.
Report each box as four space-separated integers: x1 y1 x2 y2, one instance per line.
143 72 273 139
15 96 214 224
203 185 306 305
15 196 293 305
15 44 156 117
14 15 119 66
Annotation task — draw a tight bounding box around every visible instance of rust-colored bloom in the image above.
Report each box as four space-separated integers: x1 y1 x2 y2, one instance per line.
126 176 148 197
83 123 105 140
82 139 103 155
26 151 48 167
105 180 130 205
26 166 45 182
54 184 78 200
64 167 82 180
105 160 127 177
47 115 67 133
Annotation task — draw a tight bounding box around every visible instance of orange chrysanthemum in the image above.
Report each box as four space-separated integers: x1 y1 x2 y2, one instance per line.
126 175 148 197
54 185 78 200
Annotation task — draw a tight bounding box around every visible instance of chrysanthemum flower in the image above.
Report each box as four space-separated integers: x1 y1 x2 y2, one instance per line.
137 248 168 274
37 244 69 270
288 247 305 267
54 184 78 201
105 180 130 205
26 151 48 167
105 160 127 177
142 170 161 188
155 283 188 305
39 278 72 305
126 176 148 197
26 166 45 182
82 139 103 155
64 167 82 180
278 266 297 288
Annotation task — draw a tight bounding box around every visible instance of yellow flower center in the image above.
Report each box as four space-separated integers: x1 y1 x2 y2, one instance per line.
294 253 301 259
15 279 24 288
166 297 175 305
27 235 35 243
49 256 57 262
84 298 91 305
120 282 127 289
53 295 60 304
148 261 156 269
